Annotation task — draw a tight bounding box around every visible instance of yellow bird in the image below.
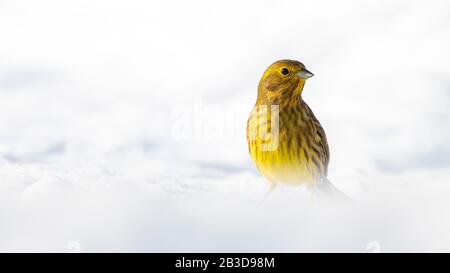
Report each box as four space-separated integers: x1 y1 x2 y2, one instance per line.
247 59 346 199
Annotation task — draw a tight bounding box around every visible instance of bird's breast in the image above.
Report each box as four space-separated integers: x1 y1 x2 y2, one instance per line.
246 104 325 186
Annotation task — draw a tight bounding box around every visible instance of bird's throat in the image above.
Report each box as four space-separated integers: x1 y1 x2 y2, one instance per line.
293 78 306 97
258 78 305 108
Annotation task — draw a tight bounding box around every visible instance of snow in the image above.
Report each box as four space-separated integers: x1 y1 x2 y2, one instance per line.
0 0 450 252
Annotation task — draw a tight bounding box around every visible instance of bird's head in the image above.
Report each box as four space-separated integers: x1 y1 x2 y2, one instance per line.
257 59 314 104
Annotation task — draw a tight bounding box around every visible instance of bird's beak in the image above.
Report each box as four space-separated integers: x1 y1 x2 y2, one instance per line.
295 68 314 79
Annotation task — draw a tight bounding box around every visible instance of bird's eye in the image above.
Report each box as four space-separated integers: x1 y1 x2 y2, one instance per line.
281 68 289 75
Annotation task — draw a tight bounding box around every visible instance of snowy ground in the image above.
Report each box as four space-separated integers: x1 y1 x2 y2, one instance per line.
0 0 450 252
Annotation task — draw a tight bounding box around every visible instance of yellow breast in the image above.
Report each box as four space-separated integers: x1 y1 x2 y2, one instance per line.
246 104 324 186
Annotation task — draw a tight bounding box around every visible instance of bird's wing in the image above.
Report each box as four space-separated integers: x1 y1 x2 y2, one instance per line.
302 102 330 176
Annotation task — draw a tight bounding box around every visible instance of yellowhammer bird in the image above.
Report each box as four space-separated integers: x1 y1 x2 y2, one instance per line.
247 59 347 200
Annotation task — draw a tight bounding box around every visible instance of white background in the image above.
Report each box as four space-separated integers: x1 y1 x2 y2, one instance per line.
0 0 449 252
